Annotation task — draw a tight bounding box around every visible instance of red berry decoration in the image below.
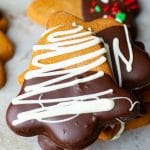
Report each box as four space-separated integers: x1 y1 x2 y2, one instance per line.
114 2 119 7
125 0 136 6
91 0 97 6
124 0 140 11
90 8 95 13
103 5 111 12
108 15 114 19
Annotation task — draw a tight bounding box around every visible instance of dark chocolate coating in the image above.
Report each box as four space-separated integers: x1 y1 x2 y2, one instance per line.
96 26 150 89
82 0 140 38
7 73 139 149
38 135 63 150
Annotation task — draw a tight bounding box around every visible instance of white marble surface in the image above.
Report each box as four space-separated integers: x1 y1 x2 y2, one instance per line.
0 0 150 150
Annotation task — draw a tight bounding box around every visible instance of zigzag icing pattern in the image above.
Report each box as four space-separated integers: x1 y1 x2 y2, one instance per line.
12 22 138 126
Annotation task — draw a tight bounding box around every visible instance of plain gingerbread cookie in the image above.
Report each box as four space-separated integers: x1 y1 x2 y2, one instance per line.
27 0 82 26
0 12 14 88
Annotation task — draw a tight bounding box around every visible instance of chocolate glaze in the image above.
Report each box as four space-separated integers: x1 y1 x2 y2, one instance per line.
7 73 140 149
38 135 63 150
96 26 150 89
38 135 91 150
82 0 140 38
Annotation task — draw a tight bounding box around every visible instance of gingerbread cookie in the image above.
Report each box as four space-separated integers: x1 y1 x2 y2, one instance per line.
0 13 14 88
0 61 6 88
19 10 150 144
36 11 150 146
0 11 9 33
95 26 150 89
6 12 140 149
92 13 150 140
27 0 82 26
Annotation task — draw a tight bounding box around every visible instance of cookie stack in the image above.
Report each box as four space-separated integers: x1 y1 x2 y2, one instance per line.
6 0 150 150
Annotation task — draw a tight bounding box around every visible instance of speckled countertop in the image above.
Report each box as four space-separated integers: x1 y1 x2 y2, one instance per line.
0 0 150 150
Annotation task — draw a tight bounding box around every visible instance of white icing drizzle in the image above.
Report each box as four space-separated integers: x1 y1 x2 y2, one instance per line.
100 0 109 4
13 97 116 125
12 23 138 126
111 119 125 141
115 18 123 23
113 24 133 87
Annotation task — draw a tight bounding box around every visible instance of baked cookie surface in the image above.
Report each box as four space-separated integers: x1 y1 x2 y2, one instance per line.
0 11 14 88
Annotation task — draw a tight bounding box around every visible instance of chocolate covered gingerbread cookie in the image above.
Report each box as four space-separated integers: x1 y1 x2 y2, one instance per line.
36 12 150 146
6 12 140 149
